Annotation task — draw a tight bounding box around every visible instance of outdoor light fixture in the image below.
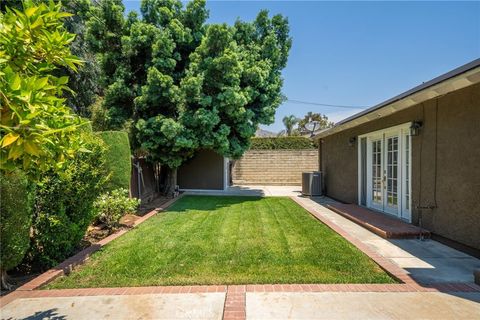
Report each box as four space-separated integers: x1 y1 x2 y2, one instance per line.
410 121 423 136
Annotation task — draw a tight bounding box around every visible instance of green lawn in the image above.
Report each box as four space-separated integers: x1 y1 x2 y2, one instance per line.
47 196 395 288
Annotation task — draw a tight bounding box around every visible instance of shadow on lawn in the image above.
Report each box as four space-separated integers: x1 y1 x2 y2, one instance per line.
169 195 265 213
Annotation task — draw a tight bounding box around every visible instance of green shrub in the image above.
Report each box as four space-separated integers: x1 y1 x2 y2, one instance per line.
27 133 108 269
96 131 131 191
0 171 34 272
94 188 140 229
250 137 316 150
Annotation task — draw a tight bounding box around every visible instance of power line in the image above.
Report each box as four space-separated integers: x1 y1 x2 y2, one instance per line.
285 99 367 109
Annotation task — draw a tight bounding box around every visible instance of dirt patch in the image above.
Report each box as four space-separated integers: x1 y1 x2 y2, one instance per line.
137 195 173 215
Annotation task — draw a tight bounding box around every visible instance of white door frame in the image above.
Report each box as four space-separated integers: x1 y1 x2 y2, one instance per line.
358 122 412 222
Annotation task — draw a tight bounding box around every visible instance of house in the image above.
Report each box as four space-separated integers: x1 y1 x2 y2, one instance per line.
314 58 480 253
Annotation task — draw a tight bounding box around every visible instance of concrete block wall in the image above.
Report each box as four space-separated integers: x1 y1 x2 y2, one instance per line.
232 149 319 185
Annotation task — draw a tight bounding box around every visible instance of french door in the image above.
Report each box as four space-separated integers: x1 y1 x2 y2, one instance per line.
360 124 411 221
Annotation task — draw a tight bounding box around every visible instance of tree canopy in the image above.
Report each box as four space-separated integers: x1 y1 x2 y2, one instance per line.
298 112 334 134
88 0 291 168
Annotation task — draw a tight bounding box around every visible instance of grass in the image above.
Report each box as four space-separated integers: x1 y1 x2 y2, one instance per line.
47 196 395 288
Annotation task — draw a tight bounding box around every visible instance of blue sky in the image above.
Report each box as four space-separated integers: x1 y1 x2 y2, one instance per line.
123 1 480 132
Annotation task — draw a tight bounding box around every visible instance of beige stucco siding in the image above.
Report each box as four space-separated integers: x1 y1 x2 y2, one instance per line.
319 82 480 250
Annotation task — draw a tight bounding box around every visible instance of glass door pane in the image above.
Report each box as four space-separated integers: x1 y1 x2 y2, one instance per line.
371 139 383 206
384 135 399 215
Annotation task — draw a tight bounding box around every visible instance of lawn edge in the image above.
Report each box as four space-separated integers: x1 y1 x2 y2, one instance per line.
3 195 479 310
289 196 417 286
11 194 186 293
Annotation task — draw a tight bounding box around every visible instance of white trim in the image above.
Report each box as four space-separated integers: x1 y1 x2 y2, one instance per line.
314 63 480 140
357 138 362 205
223 157 229 191
357 122 412 222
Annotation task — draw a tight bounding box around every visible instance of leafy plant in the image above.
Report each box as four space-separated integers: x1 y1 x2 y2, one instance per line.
0 170 34 289
0 0 86 173
94 188 140 229
27 132 108 269
282 115 300 136
96 131 131 191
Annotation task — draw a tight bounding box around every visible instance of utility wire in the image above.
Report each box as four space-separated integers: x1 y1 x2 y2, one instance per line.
285 99 367 109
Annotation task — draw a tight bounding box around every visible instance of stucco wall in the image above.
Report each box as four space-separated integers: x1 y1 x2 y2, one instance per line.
232 149 319 185
177 149 224 190
319 83 480 250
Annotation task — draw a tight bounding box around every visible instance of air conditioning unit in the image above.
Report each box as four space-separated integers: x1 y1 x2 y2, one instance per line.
302 171 322 196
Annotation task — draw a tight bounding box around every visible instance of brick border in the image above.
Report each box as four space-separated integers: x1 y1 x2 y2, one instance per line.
223 285 246 320
290 196 419 286
2 194 479 312
13 194 185 292
325 204 430 239
2 283 478 311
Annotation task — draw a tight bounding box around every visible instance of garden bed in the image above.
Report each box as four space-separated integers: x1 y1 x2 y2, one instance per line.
46 196 395 288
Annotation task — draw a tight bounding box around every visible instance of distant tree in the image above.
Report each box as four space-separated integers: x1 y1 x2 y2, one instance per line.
59 0 101 117
282 115 299 136
298 112 334 135
87 0 291 194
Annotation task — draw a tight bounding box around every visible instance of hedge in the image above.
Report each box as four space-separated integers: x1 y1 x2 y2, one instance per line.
28 133 108 269
250 137 316 150
96 131 131 191
0 170 34 272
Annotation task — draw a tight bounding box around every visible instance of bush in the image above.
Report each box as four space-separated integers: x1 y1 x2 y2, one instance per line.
94 189 140 229
96 131 131 191
250 137 316 150
0 171 34 272
27 133 108 269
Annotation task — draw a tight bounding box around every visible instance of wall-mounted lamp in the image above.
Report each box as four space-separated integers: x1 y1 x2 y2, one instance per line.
348 136 357 146
410 121 423 136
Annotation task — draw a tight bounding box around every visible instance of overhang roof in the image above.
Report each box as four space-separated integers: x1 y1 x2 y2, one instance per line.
313 58 480 140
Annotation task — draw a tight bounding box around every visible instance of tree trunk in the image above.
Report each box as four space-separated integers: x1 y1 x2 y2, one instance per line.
160 167 178 197
1 269 14 291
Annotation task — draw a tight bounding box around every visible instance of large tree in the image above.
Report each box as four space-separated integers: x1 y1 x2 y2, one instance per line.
88 0 291 192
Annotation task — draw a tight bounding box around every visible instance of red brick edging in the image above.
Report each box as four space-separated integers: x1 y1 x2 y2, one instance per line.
289 196 419 286
2 194 479 314
14 194 186 292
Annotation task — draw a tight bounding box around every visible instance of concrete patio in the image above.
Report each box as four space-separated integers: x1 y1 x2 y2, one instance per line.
184 185 302 197
2 190 479 319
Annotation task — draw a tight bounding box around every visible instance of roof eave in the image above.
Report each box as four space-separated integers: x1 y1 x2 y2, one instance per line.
313 58 480 140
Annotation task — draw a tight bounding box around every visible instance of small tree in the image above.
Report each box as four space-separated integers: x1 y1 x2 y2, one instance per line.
0 0 85 173
298 112 334 135
282 115 299 136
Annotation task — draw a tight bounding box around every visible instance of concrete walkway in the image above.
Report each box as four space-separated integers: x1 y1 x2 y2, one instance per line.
299 196 480 284
184 185 302 197
247 291 480 319
2 190 480 320
1 293 226 320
